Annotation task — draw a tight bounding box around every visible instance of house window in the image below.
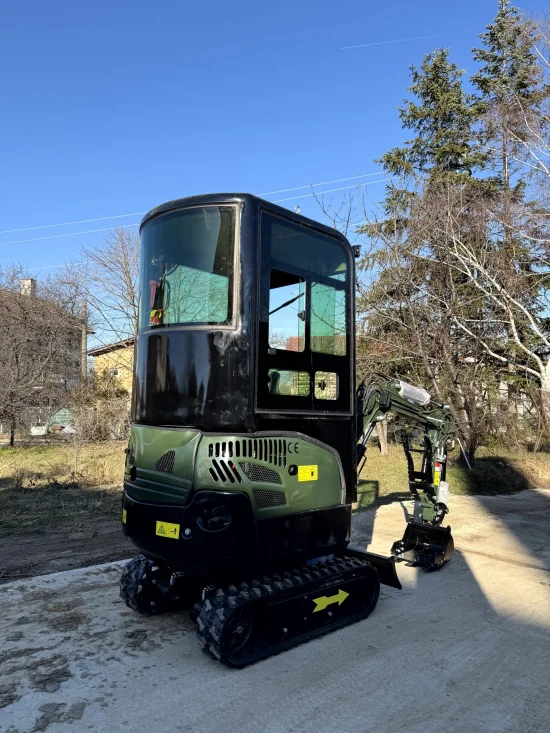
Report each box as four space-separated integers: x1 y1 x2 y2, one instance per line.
109 368 120 378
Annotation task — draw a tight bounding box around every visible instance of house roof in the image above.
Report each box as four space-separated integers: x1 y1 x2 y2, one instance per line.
87 338 134 357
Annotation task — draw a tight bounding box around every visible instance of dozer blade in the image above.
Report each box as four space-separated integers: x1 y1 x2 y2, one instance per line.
391 522 454 570
345 546 402 590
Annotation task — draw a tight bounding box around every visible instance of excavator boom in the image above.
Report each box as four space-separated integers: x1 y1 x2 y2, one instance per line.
357 375 455 570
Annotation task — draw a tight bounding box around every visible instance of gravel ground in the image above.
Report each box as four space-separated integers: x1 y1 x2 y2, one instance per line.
1 490 549 733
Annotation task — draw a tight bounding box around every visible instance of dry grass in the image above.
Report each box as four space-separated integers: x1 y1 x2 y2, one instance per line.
1 439 549 535
0 441 126 536
357 443 550 511
0 440 125 487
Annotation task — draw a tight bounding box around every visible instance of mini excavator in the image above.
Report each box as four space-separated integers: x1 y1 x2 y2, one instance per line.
120 194 455 667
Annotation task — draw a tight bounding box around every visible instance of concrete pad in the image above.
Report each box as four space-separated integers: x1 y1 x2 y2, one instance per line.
1 490 549 733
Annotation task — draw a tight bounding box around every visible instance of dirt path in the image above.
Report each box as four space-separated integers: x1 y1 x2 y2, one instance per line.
0 518 131 584
1 490 549 733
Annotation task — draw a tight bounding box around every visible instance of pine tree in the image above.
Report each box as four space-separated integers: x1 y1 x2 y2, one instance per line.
473 0 545 193
472 0 546 233
379 49 485 181
360 50 495 461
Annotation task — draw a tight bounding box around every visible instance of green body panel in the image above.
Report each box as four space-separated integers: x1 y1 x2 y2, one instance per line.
125 426 344 518
195 434 344 519
125 425 201 504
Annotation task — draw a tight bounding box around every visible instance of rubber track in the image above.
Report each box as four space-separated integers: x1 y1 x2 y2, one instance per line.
196 555 379 667
120 555 171 616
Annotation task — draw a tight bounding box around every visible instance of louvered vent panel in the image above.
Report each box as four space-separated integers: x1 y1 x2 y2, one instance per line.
253 488 286 508
208 458 242 484
155 450 175 474
209 439 287 467
239 462 282 485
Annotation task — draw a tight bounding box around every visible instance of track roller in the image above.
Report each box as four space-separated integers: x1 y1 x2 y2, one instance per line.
120 554 192 615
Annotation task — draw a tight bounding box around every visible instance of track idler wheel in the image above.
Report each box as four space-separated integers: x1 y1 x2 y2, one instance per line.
120 554 188 615
391 522 454 571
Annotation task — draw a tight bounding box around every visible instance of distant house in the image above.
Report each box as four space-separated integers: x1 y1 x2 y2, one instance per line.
88 338 134 394
0 278 84 385
0 278 85 439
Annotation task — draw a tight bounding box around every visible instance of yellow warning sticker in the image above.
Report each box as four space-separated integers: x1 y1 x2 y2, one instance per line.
298 465 318 482
434 471 441 487
122 508 127 524
155 521 180 540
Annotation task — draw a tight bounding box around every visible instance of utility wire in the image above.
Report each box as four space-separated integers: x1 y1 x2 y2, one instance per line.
28 261 88 271
0 172 383 236
341 29 477 50
0 223 139 246
273 178 391 203
0 178 392 246
259 173 382 196
0 211 146 235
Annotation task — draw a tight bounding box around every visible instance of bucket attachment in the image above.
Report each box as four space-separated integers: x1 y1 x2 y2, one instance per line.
391 522 454 570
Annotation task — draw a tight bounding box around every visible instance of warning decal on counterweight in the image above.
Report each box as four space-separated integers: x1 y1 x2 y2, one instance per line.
298 465 318 482
155 521 180 539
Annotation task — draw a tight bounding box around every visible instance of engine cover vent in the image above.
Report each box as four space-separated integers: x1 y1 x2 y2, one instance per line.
253 488 286 508
209 459 242 484
239 462 282 485
208 438 287 468
155 450 175 474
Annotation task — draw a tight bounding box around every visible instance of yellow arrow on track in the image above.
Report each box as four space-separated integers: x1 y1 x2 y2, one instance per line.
312 588 349 613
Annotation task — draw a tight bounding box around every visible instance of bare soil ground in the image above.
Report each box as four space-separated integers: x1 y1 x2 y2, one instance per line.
0 517 130 584
0 441 129 582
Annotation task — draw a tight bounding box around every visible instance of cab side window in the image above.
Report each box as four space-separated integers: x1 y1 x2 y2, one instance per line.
311 282 347 356
258 213 352 413
268 270 305 352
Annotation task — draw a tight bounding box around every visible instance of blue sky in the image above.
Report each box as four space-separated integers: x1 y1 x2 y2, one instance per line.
1 0 548 273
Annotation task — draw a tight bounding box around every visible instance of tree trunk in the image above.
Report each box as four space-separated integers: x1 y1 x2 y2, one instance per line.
455 410 476 467
9 417 15 447
460 446 476 468
540 384 550 439
507 361 517 429
72 437 80 477
375 421 388 456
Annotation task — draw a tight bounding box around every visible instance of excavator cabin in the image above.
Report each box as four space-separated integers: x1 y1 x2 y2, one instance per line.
124 194 360 572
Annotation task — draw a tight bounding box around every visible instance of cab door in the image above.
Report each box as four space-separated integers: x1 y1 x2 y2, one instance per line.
256 211 352 416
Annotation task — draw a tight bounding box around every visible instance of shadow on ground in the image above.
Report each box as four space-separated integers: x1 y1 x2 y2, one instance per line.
356 446 547 553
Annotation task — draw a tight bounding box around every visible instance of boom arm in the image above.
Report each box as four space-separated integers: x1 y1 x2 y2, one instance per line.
356 376 455 568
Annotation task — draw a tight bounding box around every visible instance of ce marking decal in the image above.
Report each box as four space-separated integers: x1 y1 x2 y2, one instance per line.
287 441 299 454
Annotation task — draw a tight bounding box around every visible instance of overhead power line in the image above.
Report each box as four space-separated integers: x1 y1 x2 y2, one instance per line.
0 172 383 236
1 223 139 246
0 211 146 236
341 29 477 50
259 173 381 196
273 178 391 203
0 176 392 246
28 261 88 271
